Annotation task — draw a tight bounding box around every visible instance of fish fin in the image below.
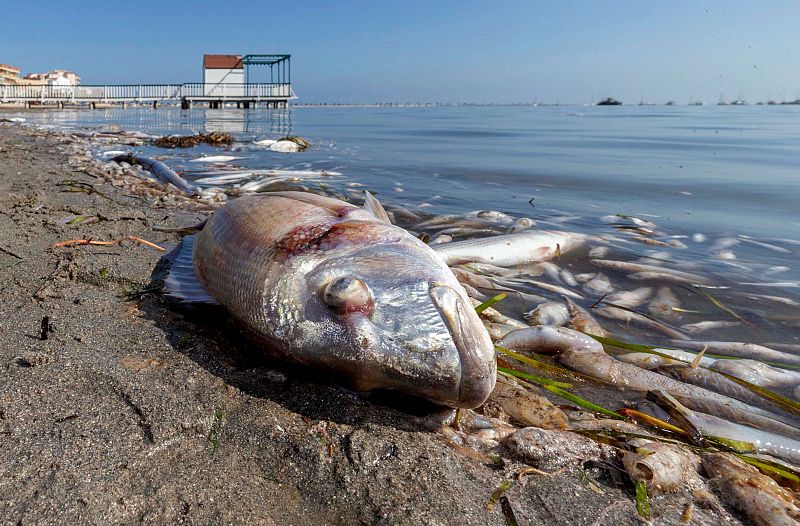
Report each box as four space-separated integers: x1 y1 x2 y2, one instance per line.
362 191 392 224
152 219 208 235
164 235 219 304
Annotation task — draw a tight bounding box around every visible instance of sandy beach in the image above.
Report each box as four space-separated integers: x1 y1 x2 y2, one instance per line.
0 123 751 526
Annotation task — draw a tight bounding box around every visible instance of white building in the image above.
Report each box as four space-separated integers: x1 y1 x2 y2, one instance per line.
203 55 244 97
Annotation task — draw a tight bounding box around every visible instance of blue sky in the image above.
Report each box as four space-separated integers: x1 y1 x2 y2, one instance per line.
3 1 799 104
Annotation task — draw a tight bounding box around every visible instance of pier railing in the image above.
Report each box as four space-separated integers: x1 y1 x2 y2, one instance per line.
0 83 293 102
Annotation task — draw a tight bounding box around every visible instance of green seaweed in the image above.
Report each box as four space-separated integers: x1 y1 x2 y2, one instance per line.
496 345 598 382
541 384 625 420
486 479 513 512
634 480 650 520
497 367 573 389
474 293 507 314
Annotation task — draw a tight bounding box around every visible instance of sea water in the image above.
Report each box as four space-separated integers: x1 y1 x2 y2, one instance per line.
11 104 800 344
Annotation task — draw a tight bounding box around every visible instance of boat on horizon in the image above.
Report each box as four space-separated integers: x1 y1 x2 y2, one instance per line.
596 97 622 106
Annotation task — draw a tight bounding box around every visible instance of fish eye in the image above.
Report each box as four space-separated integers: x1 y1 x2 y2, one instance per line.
322 276 373 315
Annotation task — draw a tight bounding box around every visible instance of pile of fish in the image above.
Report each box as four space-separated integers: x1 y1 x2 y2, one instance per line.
114 149 800 524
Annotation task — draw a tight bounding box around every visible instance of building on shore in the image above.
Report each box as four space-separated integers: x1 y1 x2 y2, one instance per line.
21 70 81 87
0 64 21 85
203 54 244 97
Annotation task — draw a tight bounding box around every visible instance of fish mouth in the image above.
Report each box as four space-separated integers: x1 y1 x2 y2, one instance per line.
430 283 496 408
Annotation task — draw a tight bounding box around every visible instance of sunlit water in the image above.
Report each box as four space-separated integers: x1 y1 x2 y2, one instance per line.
10 105 800 347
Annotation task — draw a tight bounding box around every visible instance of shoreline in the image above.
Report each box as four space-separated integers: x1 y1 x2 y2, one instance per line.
0 124 742 525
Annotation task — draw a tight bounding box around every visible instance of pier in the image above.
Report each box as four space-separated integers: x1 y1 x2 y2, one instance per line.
0 82 295 109
1 54 295 109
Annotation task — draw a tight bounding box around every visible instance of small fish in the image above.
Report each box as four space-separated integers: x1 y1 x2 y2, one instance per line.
606 287 653 308
648 287 681 320
709 359 800 389
680 320 741 334
111 154 199 195
433 231 586 267
563 297 607 337
591 259 709 284
166 191 496 408
188 155 241 163
654 365 799 418
524 302 570 326
672 341 800 368
622 439 701 495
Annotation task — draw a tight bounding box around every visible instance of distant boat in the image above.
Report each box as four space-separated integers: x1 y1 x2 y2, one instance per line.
689 101 703 106
597 97 622 106
665 101 677 106
730 99 747 106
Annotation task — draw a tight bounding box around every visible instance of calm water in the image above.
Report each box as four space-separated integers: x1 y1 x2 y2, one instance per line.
11 104 800 341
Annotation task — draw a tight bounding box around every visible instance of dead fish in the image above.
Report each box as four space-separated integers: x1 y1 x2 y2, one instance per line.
498 326 800 439
655 365 799 418
588 246 609 258
606 287 652 308
188 155 241 163
672 340 800 367
429 233 453 245
738 236 792 254
709 359 800 389
655 392 800 464
583 274 613 295
490 375 568 429
591 259 709 284
165 191 496 408
648 287 681 320
680 320 741 334
524 302 570 326
702 452 800 526
111 154 199 195
503 427 618 471
563 297 607 337
622 440 702 495
594 306 688 340
432 230 586 267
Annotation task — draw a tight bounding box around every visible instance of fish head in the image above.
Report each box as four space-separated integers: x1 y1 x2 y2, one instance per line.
299 240 496 408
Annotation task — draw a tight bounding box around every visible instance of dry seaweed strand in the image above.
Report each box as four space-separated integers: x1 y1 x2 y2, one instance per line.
53 236 166 251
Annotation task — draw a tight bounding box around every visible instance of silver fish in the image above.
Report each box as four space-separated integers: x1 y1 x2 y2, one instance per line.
432 230 586 267
166 191 496 408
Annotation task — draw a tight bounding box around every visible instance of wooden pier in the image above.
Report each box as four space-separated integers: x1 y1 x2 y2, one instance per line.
0 83 295 109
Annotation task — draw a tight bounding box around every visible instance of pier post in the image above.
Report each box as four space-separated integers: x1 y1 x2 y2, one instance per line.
153 101 159 109
181 98 190 110
122 101 127 109
91 102 96 110
58 102 64 109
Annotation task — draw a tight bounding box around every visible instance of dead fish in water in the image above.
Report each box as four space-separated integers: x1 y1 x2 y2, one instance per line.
498 326 800 439
648 286 681 320
111 154 200 195
671 340 800 368
165 191 496 408
524 302 570 326
590 259 710 285
680 320 741 334
563 297 607 337
432 231 586 267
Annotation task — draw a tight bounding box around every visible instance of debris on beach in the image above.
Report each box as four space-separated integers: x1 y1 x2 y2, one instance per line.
152 131 234 148
269 136 311 152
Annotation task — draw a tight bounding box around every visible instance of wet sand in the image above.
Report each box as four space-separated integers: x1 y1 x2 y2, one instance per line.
0 125 747 525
